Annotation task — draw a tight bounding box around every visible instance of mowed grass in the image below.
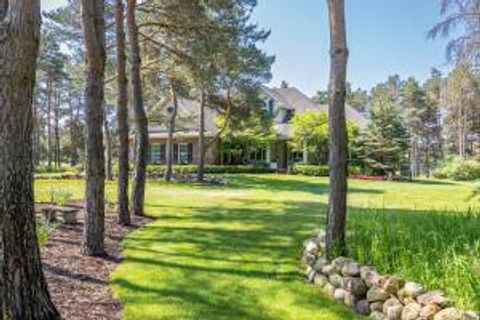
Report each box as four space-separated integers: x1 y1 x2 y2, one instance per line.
35 175 480 318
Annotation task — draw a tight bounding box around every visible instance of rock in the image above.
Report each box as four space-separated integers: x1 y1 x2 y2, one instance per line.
370 311 387 320
342 261 361 277
434 308 463 320
312 229 326 243
301 254 316 267
383 297 402 314
463 311 480 320
420 304 442 320
307 268 316 283
386 305 403 320
401 303 421 320
355 299 371 315
361 267 381 287
332 257 353 273
370 302 384 313
344 291 359 308
403 282 424 298
304 239 319 254
313 274 329 287
329 274 344 288
344 277 368 297
322 264 336 276
367 286 390 303
334 288 347 302
417 291 451 308
381 276 405 295
323 282 336 298
314 257 328 271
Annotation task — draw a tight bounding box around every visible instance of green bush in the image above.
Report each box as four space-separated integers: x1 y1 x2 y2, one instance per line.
291 164 329 176
433 156 480 181
147 164 274 178
291 164 385 177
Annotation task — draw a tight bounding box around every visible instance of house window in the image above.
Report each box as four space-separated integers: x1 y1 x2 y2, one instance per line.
283 109 295 123
150 144 165 164
249 147 267 163
178 143 189 164
290 150 304 163
268 99 275 114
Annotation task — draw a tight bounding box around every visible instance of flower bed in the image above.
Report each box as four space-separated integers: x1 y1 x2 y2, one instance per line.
301 231 479 320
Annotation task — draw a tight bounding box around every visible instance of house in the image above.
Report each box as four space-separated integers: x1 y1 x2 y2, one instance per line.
144 85 367 170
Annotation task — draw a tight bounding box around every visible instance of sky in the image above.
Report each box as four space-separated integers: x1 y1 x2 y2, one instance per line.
41 0 451 96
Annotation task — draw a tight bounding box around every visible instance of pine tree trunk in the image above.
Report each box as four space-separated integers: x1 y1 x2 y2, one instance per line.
47 78 52 168
198 92 206 182
116 0 130 225
166 82 178 182
127 0 148 216
69 80 78 167
54 87 61 167
0 0 60 317
81 0 107 256
103 105 113 181
325 0 349 259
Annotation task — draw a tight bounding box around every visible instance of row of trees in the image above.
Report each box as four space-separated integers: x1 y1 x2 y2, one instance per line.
0 0 272 317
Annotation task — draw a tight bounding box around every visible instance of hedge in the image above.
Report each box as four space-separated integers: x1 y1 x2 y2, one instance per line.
290 164 330 176
147 164 274 178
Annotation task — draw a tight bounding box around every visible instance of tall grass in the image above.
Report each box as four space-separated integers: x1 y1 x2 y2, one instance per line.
348 207 480 310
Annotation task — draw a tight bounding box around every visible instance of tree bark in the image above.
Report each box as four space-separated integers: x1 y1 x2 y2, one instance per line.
103 104 113 181
47 78 53 168
0 0 60 318
128 0 148 216
81 0 107 256
54 86 61 167
198 92 206 182
166 81 178 182
325 0 349 259
116 0 130 225
69 79 78 166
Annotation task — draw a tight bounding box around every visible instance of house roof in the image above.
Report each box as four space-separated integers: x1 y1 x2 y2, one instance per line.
266 86 368 128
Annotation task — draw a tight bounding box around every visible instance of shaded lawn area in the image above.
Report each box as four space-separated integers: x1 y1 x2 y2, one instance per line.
35 175 480 319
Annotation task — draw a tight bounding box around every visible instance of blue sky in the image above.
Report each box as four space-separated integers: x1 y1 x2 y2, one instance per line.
41 0 451 96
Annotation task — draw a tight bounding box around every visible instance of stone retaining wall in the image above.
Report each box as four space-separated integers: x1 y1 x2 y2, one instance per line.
301 230 479 320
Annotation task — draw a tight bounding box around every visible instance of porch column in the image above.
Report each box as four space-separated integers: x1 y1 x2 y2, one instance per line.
303 141 308 164
266 146 271 163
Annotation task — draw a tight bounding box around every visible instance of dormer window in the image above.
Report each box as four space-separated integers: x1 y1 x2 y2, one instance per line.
283 109 295 123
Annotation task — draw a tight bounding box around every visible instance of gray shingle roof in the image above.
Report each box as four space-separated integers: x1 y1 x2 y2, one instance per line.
268 86 368 128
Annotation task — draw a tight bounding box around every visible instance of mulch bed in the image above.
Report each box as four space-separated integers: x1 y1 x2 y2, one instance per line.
40 203 151 320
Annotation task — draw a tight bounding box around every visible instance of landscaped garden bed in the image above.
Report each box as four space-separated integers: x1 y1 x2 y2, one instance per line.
39 202 150 320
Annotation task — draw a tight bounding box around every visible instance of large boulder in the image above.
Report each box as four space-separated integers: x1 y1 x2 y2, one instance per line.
321 264 336 276
420 304 442 320
463 312 480 320
323 282 336 298
313 274 329 287
386 305 403 320
383 297 402 314
367 286 390 303
344 291 359 308
417 291 451 308
355 299 371 316
342 261 361 277
329 273 344 288
334 288 347 302
361 266 381 288
303 239 319 255
434 308 463 320
314 257 328 271
332 257 354 273
402 282 424 298
381 276 405 295
370 311 387 320
344 277 368 297
401 303 421 320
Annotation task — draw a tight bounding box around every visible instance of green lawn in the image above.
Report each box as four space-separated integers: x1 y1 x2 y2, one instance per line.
35 175 480 319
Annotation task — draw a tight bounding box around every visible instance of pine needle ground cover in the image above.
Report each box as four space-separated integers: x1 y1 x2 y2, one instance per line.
35 175 480 319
